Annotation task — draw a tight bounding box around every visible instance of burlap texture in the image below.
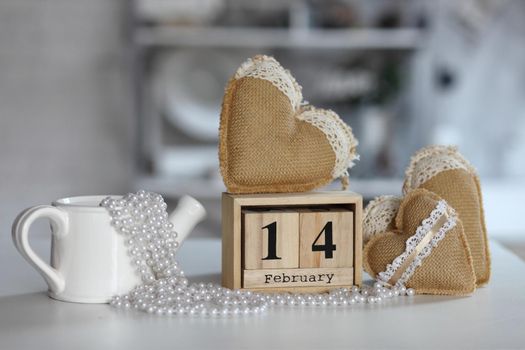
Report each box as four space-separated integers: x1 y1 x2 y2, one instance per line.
364 189 476 296
408 164 490 286
219 77 336 193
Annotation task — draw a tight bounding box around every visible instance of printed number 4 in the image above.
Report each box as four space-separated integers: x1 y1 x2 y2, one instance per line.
312 222 336 259
261 221 336 260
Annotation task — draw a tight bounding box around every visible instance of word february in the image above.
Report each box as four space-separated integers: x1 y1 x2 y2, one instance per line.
265 272 334 284
243 267 354 289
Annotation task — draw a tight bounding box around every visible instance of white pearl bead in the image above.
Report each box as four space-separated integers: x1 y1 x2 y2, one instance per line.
406 288 416 297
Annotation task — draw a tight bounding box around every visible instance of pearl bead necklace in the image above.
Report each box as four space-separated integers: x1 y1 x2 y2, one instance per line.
101 190 414 317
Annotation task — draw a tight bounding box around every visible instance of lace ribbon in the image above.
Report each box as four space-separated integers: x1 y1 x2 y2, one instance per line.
234 55 303 111
376 200 457 288
403 145 478 193
363 195 402 245
297 107 359 180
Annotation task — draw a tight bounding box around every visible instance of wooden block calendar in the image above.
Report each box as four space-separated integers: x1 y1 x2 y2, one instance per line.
222 191 362 293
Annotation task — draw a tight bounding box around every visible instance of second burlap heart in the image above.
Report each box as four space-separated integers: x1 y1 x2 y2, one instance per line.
403 145 490 285
219 55 358 194
364 189 476 295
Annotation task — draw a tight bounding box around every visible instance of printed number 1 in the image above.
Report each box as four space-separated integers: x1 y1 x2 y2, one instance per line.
262 222 281 260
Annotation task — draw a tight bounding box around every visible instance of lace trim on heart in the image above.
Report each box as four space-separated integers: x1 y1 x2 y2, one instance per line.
376 200 457 288
363 195 402 245
296 107 359 180
234 55 303 111
403 145 477 194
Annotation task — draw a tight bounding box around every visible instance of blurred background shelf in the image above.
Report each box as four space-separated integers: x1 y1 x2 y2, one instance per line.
135 175 403 200
135 27 424 49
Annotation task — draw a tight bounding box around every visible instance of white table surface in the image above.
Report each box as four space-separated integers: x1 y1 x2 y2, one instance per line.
1 239 524 350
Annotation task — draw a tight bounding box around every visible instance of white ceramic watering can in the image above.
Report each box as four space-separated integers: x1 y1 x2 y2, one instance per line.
12 194 206 303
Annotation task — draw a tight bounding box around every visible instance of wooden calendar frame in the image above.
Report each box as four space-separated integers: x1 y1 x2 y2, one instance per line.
221 191 363 293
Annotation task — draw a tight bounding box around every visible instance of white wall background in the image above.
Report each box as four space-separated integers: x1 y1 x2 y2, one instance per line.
0 0 133 290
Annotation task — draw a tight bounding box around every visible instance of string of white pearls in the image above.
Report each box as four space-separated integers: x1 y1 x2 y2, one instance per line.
102 190 415 317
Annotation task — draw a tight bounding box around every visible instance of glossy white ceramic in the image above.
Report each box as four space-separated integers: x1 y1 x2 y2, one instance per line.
11 195 206 303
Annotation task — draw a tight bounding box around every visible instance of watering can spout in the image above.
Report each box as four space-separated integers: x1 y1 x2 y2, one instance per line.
168 195 206 244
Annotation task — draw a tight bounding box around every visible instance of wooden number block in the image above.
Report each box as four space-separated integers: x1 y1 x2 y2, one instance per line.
243 210 299 270
299 210 353 268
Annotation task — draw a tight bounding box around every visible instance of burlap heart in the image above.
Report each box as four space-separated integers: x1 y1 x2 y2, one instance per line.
403 145 490 285
364 189 476 295
363 195 401 245
219 55 358 194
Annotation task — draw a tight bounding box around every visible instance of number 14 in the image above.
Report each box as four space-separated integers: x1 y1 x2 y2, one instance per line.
262 221 336 260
